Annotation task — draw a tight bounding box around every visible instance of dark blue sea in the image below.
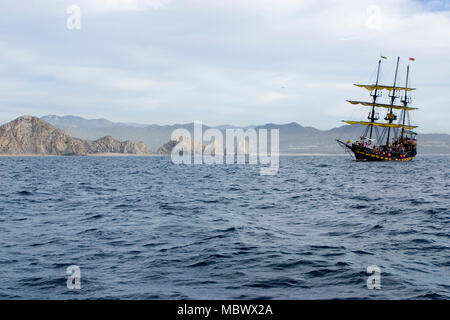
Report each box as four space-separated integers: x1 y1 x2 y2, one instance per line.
0 155 448 299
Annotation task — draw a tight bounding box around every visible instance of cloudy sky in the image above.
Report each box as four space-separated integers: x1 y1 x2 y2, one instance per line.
0 0 449 133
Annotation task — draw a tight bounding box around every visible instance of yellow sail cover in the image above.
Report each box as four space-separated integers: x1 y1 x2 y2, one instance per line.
346 100 418 111
343 120 418 130
354 84 416 91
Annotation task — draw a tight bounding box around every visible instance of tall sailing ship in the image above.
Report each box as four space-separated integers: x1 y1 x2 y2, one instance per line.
337 56 418 161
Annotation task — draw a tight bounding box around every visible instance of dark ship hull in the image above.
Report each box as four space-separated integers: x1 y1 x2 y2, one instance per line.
336 140 416 161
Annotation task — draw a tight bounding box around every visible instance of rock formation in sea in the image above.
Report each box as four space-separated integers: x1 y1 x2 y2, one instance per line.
0 116 149 155
157 134 234 156
157 138 181 155
157 135 206 155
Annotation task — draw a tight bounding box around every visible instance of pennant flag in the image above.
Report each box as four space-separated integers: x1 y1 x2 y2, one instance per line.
409 57 415 61
381 55 388 59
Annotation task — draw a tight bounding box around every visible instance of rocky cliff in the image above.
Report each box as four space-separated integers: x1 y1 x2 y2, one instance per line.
157 139 181 155
0 116 149 155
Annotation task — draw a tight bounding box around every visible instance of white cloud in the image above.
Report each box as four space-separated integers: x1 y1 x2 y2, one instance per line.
75 0 171 12
0 0 449 132
39 65 171 91
260 92 290 104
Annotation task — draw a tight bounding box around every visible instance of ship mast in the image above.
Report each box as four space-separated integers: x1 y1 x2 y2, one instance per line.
342 57 418 139
369 59 382 139
385 56 400 146
400 64 411 138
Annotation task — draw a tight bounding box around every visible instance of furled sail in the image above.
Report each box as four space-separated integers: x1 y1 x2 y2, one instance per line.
346 100 418 111
353 84 416 91
342 120 418 130
337 56 419 161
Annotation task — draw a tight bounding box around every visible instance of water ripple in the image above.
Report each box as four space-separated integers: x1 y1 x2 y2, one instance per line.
0 155 448 299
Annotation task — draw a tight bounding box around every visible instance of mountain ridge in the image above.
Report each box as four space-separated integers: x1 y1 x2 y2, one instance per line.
39 114 450 135
0 116 149 155
4 115 447 155
36 115 449 154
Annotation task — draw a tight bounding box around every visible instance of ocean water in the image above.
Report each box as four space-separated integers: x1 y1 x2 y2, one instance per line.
0 155 448 300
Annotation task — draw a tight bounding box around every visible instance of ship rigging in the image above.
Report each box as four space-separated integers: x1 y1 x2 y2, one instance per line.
336 56 418 161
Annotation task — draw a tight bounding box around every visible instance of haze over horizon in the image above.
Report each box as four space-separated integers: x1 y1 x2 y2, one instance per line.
0 113 445 135
1 0 449 133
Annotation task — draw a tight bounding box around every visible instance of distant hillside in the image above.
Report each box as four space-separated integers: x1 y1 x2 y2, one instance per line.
41 115 147 129
0 116 149 155
41 116 207 152
40 115 450 154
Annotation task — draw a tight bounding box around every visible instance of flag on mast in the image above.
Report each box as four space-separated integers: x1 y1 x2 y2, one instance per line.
409 57 415 61
381 55 388 59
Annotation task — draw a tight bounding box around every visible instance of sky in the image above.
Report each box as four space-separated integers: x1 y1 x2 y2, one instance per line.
0 0 449 133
